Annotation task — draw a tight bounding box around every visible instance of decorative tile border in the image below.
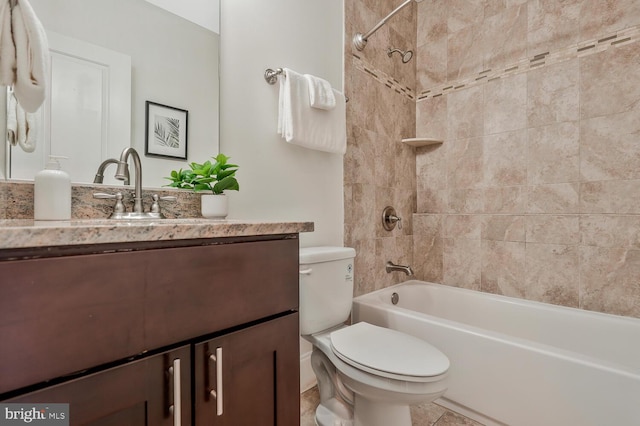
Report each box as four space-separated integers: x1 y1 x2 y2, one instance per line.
351 24 640 103
352 54 416 100
416 24 640 102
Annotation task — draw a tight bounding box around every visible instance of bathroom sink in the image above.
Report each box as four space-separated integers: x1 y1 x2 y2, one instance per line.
109 212 166 220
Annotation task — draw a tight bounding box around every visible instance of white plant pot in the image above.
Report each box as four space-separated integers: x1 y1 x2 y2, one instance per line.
201 193 228 219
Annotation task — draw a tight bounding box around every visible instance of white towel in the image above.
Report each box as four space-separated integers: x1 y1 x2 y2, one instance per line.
11 0 49 113
0 0 15 86
304 73 336 110
277 68 346 155
6 88 17 145
7 89 38 152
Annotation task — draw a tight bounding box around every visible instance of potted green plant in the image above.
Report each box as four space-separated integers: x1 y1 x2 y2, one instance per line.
165 153 239 218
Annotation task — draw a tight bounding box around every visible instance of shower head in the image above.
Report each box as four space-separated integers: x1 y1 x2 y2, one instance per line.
388 47 413 63
353 0 422 51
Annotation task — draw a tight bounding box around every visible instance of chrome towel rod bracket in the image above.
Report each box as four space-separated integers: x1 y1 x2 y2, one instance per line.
264 68 283 85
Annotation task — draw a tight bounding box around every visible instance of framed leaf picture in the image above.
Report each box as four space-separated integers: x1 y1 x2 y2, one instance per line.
145 101 188 159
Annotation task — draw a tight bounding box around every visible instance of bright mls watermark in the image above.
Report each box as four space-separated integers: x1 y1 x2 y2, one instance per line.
0 404 68 425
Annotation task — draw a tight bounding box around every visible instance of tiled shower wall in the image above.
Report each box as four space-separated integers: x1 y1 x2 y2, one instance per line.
344 0 418 296
413 0 640 318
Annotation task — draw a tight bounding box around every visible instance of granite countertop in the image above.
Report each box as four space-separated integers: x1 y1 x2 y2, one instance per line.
0 218 314 250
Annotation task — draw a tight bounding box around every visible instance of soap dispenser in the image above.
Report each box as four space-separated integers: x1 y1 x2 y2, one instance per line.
34 156 71 220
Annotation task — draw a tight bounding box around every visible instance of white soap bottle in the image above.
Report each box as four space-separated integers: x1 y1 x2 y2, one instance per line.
34 156 71 220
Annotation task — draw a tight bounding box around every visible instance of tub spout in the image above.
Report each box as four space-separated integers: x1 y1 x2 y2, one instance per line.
385 261 414 276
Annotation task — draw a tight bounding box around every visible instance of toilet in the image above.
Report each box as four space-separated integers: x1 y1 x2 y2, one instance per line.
300 247 450 426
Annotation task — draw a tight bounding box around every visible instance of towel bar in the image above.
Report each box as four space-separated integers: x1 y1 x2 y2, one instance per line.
264 68 349 102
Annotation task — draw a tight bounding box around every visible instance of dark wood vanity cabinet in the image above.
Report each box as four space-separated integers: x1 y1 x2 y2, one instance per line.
194 313 299 425
0 235 301 425
7 345 192 426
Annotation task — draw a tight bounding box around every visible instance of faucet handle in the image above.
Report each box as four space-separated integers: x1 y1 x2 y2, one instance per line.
150 194 177 214
382 206 403 230
93 192 125 214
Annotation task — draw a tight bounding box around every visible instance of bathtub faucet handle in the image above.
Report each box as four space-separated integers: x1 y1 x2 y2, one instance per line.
382 206 402 231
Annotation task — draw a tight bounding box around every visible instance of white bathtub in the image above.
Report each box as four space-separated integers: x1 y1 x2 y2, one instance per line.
352 280 640 426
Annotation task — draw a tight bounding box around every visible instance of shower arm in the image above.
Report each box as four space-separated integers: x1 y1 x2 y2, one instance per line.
353 0 413 51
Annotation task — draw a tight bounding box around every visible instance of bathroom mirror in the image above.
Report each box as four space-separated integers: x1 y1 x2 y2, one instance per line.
3 0 220 187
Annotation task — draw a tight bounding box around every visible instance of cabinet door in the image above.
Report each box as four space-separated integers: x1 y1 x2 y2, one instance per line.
6 345 191 426
194 313 300 426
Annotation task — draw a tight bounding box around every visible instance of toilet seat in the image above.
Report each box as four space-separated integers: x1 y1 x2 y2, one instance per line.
330 322 449 382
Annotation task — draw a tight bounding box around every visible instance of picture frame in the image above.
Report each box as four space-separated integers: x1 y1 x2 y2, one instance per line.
145 101 188 159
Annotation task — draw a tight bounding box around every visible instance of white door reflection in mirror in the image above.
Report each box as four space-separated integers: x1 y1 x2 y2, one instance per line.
8 31 131 185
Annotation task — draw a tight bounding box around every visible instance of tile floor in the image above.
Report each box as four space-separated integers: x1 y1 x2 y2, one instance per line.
301 387 484 426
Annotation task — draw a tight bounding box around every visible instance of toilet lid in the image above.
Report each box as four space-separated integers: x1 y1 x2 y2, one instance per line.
330 322 449 379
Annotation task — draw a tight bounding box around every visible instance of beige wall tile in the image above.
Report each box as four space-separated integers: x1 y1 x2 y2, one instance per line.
447 0 485 33
527 0 581 56
346 183 377 241
448 188 485 213
484 73 527 134
444 214 483 240
484 129 527 187
447 22 485 81
417 144 447 190
580 215 640 249
527 122 580 184
417 186 448 214
483 215 526 242
447 85 484 140
482 240 526 297
580 109 640 181
443 237 482 290
525 243 580 307
527 183 580 214
353 238 377 297
580 246 640 318
580 43 640 120
580 180 640 214
447 137 484 189
525 215 580 244
413 215 444 282
417 0 448 44
413 232 444 282
527 59 579 127
484 186 527 214
417 96 448 141
580 0 640 40
483 3 528 71
416 35 447 92
345 125 377 185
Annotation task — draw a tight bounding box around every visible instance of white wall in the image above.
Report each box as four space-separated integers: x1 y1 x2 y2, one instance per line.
144 0 219 34
220 0 344 249
221 0 344 393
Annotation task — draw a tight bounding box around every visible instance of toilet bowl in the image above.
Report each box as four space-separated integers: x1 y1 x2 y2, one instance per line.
300 247 449 426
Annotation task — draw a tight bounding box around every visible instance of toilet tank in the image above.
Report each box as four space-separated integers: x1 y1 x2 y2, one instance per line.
299 247 356 336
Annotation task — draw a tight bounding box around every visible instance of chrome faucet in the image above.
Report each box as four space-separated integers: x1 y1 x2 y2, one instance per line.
115 147 143 214
386 261 414 276
92 147 176 219
93 158 129 185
